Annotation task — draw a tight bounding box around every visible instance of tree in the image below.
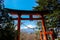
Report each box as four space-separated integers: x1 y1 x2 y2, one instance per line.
0 0 18 40
0 9 18 40
34 0 60 29
33 0 60 39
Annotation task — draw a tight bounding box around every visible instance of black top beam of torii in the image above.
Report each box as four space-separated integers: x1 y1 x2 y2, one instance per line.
3 8 51 15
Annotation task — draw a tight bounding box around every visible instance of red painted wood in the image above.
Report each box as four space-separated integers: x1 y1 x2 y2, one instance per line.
5 8 50 15
50 30 55 40
17 15 20 40
30 14 32 20
41 15 48 40
40 31 43 40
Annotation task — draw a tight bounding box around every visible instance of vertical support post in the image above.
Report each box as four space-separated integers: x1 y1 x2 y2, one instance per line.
30 14 32 20
50 29 55 40
51 33 55 40
41 14 48 40
40 31 43 40
17 15 20 40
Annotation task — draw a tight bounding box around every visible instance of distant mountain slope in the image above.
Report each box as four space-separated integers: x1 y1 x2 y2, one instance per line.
20 29 34 33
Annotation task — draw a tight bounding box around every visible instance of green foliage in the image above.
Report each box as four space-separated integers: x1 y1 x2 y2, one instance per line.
34 0 57 10
34 0 60 28
0 11 18 40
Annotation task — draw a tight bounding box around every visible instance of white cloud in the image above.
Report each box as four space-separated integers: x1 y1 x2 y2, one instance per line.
21 25 36 29
15 25 36 30
21 27 28 29
27 25 34 28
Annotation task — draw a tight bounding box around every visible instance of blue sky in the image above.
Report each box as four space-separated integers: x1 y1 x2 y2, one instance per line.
9 14 41 32
4 0 37 10
11 15 39 30
4 0 40 32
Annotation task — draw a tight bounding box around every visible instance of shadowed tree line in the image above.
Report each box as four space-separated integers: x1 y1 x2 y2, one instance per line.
0 11 18 40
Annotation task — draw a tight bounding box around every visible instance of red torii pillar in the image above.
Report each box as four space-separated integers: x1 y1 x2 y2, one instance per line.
41 14 48 40
17 15 20 40
40 14 55 40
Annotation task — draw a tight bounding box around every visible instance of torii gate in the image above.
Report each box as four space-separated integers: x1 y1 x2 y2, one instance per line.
5 8 55 40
